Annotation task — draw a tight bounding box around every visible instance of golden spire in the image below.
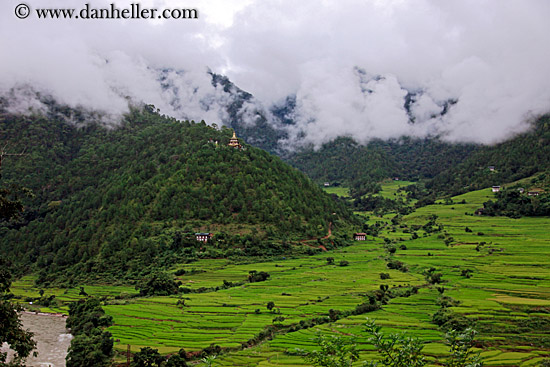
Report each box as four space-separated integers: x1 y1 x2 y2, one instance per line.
228 130 242 149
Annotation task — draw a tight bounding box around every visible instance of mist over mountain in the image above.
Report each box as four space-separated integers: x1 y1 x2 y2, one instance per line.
2 0 549 150
0 68 458 154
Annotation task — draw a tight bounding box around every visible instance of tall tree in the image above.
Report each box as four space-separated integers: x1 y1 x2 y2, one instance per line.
0 161 36 366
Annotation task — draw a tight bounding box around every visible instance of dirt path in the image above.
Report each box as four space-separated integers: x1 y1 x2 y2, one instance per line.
300 222 332 251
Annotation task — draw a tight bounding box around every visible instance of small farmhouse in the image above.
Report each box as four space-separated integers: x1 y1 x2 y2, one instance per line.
354 232 367 241
195 233 212 242
492 186 501 193
527 191 540 197
488 166 495 171
324 182 330 187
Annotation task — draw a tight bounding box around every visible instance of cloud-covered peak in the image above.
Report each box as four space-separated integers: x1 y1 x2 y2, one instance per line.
1 0 549 147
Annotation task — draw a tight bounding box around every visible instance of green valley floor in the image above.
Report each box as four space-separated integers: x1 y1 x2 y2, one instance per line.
11 186 550 366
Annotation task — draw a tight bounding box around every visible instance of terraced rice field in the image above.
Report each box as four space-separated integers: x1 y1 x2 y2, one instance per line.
11 184 550 365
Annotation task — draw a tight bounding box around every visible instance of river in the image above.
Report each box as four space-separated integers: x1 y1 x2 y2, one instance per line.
1 312 72 367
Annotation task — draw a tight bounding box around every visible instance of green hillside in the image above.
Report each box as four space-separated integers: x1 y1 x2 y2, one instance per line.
286 115 550 206
0 106 358 285
427 114 550 196
286 136 477 186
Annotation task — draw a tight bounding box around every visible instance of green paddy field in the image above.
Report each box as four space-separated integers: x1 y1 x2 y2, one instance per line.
11 184 550 366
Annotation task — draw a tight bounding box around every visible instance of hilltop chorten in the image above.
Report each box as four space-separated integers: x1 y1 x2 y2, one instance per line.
228 130 242 149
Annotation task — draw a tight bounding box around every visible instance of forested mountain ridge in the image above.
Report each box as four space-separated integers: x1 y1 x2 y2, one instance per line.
286 115 550 201
0 106 358 285
426 114 550 196
286 136 477 187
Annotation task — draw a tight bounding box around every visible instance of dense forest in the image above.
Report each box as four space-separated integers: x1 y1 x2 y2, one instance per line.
286 136 477 187
287 115 550 212
426 114 550 196
0 105 358 285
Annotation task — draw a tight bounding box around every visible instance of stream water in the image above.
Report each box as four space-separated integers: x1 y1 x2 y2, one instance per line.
1 312 72 367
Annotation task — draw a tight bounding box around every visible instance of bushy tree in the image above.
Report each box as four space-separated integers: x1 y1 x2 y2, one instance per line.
66 330 113 367
298 334 359 367
444 328 483 367
0 167 36 366
165 351 188 367
363 318 426 367
248 270 270 283
65 298 114 367
66 298 113 335
0 259 37 366
132 347 164 367
136 271 179 296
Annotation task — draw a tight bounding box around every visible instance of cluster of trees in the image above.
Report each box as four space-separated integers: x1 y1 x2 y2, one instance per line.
353 195 413 216
0 259 36 366
131 347 188 367
0 163 36 366
482 189 550 217
136 271 180 296
0 105 358 284
65 298 114 367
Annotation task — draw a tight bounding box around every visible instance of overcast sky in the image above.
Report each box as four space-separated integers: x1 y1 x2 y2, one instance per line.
1 0 549 146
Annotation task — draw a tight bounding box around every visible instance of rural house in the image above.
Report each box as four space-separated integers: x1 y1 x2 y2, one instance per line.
195 233 212 242
353 232 367 241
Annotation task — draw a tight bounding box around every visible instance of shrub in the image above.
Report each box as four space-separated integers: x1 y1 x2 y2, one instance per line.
364 318 426 367
248 270 270 283
387 259 408 272
297 334 359 367
174 269 186 276
131 347 164 367
427 272 443 284
66 298 114 367
136 271 178 296
432 309 471 332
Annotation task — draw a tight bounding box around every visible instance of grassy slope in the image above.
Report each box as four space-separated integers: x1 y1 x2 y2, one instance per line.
10 183 550 365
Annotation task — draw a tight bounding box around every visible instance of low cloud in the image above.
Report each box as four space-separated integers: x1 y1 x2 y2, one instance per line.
1 0 549 147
